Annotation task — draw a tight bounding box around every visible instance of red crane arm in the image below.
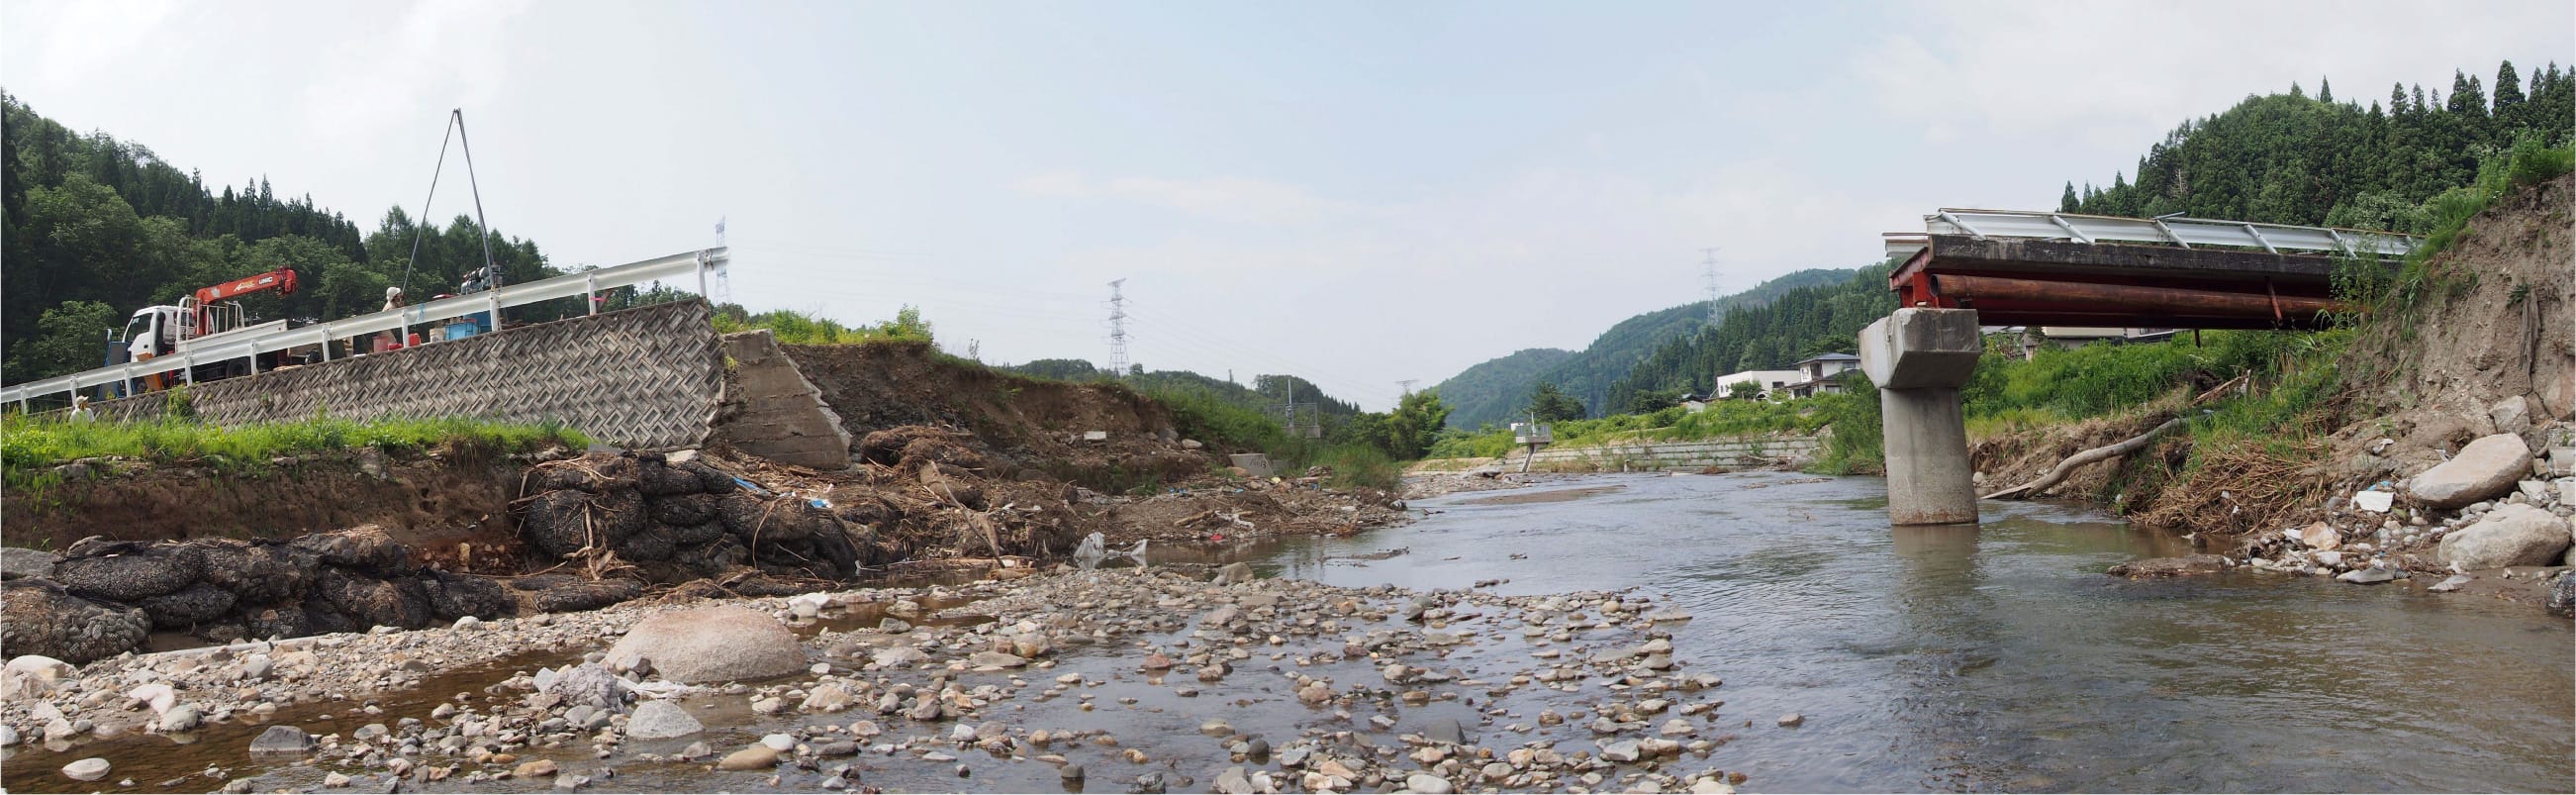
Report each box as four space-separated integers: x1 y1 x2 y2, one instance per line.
195 269 300 304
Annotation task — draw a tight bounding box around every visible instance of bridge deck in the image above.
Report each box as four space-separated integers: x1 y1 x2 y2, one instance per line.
1890 234 2388 330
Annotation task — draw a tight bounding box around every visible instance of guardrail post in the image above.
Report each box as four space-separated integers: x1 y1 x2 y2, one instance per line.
585 272 600 316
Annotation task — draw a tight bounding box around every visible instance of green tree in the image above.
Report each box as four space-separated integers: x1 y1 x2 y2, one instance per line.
1726 379 1761 400
2 300 120 382
1383 389 1452 459
1524 382 1586 423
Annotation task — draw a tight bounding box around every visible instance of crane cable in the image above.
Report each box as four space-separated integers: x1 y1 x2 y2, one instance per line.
398 109 503 305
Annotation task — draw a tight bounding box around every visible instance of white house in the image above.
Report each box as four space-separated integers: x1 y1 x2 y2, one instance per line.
1709 369 1804 403
1786 352 1861 398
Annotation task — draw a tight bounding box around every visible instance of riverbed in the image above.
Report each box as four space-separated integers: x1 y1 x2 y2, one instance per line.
7 469 2567 793
1214 470 2575 792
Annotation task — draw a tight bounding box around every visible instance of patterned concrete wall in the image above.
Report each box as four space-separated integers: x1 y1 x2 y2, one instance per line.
86 301 723 448
1502 432 1826 472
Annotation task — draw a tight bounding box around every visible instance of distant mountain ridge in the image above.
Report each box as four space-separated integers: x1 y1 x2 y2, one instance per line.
1431 267 1856 429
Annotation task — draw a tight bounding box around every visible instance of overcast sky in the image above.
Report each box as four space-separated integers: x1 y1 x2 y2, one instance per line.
6 1 2569 409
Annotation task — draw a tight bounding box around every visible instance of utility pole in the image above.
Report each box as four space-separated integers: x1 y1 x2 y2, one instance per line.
1106 278 1129 377
1701 248 1723 328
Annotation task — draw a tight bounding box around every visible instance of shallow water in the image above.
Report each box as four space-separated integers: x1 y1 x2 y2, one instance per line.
10 470 2568 793
1198 470 2575 792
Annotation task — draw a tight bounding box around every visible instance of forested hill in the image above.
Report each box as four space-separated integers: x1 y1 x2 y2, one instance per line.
1607 60 2574 416
2061 61 2574 230
1425 348 1576 431
1 93 574 384
1433 267 1854 429
1604 265 1895 412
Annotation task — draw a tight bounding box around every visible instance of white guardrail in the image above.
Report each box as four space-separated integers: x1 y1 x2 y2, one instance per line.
4 248 728 409
1884 209 2421 260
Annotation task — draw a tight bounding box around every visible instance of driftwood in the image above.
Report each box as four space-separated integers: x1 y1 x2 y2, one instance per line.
1983 416 2187 501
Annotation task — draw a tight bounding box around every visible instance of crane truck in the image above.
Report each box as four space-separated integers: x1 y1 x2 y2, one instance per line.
104 268 320 394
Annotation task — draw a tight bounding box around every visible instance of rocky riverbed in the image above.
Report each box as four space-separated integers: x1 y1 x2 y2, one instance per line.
3 566 1761 794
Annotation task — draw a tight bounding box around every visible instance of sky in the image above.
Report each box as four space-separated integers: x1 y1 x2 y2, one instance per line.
5 1 2570 410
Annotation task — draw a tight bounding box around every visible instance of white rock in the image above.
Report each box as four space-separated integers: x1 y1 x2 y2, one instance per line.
1 655 74 700
1406 772 1456 793
61 757 111 782
625 700 705 740
2436 504 2572 569
2410 434 2533 509
129 683 177 716
603 606 806 684
2351 490 2394 513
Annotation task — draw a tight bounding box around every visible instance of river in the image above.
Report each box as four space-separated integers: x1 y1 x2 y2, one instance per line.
8 469 2567 793
1209 470 2574 792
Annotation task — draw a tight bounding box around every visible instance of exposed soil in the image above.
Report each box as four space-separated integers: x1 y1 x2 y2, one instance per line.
3 447 528 559
1970 412 2178 505
780 340 1207 492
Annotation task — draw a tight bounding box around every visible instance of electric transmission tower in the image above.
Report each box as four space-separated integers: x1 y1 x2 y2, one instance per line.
1701 248 1723 327
1106 278 1130 377
1396 379 1418 396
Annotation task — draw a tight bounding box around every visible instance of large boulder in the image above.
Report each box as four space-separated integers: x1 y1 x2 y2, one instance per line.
422 572 515 621
604 606 805 683
50 544 200 603
140 584 238 629
315 569 433 630
194 541 318 604
0 579 148 664
2409 434 2533 509
291 525 417 575
2435 504 2573 569
0 547 61 581
528 578 645 613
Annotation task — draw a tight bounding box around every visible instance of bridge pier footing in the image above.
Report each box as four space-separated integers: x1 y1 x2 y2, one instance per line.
1859 308 1984 526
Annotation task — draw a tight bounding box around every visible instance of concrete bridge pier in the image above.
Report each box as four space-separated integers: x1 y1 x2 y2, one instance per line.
1859 308 1984 526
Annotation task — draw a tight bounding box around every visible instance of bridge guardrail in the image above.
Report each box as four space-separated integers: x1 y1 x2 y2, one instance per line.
1886 210 2420 260
4 248 728 410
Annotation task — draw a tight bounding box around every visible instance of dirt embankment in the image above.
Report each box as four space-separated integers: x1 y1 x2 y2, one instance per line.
778 340 1206 491
4 447 527 557
1 337 1416 662
1973 174 2575 609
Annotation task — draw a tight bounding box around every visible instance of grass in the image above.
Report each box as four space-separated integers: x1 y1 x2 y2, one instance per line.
714 305 935 347
1312 444 1399 490
1 413 589 489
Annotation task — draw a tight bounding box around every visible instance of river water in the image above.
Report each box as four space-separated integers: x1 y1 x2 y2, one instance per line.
9 470 2567 793
1219 470 2572 792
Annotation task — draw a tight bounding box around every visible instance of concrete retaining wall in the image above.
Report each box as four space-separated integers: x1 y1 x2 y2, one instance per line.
711 330 853 468
86 301 724 449
1500 432 1826 472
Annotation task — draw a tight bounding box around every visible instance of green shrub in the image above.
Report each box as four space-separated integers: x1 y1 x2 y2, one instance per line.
1312 444 1399 490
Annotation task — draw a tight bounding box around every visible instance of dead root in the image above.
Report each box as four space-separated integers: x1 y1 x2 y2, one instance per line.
2137 435 2333 535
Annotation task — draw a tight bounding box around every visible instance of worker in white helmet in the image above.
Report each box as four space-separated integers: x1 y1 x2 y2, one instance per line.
360 286 409 353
